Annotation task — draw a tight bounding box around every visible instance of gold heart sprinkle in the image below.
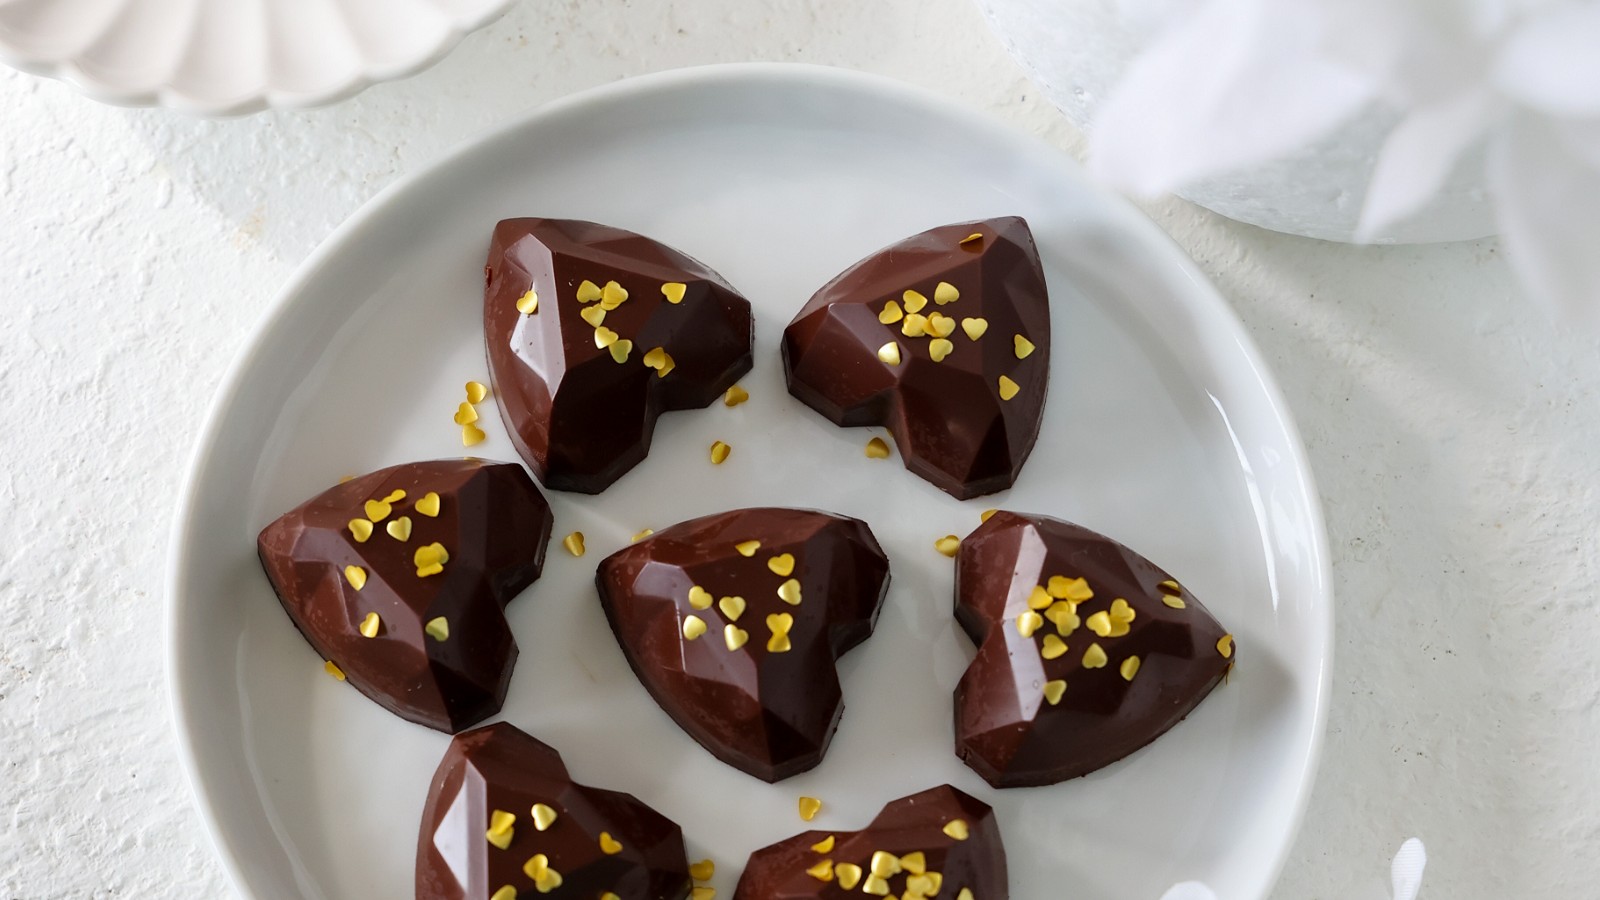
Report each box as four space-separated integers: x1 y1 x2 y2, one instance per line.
593 326 619 349
811 835 835 854
1048 575 1094 602
516 289 538 314
870 851 900 878
461 423 487 446
631 528 652 542
600 280 629 309
980 508 999 523
961 317 988 340
776 578 802 605
1121 655 1142 681
453 402 479 425
864 875 890 894
1163 594 1188 609
902 290 928 313
386 516 413 542
1046 601 1081 636
416 492 441 517
768 553 795 577
934 281 959 304
960 232 984 245
906 874 937 895
359 612 381 638
1217 633 1235 658
364 500 391 522
735 540 761 557
1016 610 1044 638
724 385 749 407
688 586 713 610
608 339 634 363
900 314 928 337
878 300 904 324
580 305 607 328
1159 579 1182 595
643 346 675 377
531 803 557 831
690 859 716 882
1083 642 1109 668
709 440 731 465
599 832 624 855
382 490 406 504
344 565 367 591
682 615 707 640
465 381 488 404
718 596 746 621
998 375 1020 401
425 617 449 642
576 280 602 303
928 338 954 362
324 660 346 681
1041 634 1068 660
865 437 890 459
807 860 835 882
877 342 901 366
1043 679 1067 706
932 315 958 338
563 532 585 557
767 612 793 633
798 796 822 821
900 852 927 875
767 626 792 654
1014 334 1036 359
943 819 970 840
836 863 862 890
348 519 373 543
724 624 749 651
414 542 449 577
662 282 687 304
935 535 960 557
1027 586 1053 610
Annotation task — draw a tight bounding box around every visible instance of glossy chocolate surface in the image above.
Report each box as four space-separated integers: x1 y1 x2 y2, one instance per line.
596 508 890 783
484 217 755 494
782 217 1049 500
257 459 553 733
417 722 692 900
732 784 1006 900
954 511 1234 787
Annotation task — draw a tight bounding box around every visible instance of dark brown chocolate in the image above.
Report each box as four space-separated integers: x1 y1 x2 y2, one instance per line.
483 217 755 494
954 511 1235 787
257 459 553 733
417 722 692 900
732 785 1006 900
781 218 1049 500
596 508 890 783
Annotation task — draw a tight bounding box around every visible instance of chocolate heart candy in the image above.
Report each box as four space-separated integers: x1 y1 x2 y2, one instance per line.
782 218 1049 500
596 508 890 782
954 511 1235 786
733 784 1006 900
484 218 755 493
257 459 553 733
417 722 692 900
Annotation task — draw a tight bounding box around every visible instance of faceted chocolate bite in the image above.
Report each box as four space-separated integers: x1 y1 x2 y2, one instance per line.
417 722 692 900
484 218 755 493
596 508 890 782
782 218 1049 500
733 784 1006 900
954 511 1235 787
257 459 553 733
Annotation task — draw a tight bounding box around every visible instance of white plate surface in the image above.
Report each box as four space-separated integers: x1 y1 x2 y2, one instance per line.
168 64 1331 900
0 0 511 114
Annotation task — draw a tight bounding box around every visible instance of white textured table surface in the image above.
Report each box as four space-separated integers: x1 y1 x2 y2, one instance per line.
2 1 1596 898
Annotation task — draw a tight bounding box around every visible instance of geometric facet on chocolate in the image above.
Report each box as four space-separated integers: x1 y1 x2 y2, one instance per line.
782 217 1049 500
732 784 1007 900
416 722 692 900
596 508 891 782
257 459 553 733
954 511 1234 787
484 218 755 494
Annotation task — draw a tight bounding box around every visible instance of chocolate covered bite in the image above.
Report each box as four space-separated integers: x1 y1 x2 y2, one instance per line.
484 218 755 493
954 511 1235 787
417 722 692 900
782 218 1049 500
257 459 553 733
733 785 1006 900
597 508 890 782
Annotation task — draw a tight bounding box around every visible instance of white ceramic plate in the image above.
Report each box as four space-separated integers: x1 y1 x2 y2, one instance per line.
0 0 511 114
168 64 1331 900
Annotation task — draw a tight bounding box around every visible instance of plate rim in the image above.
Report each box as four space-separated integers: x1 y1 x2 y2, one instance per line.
165 61 1333 898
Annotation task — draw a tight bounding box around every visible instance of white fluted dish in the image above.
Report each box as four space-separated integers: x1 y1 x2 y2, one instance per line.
0 0 513 115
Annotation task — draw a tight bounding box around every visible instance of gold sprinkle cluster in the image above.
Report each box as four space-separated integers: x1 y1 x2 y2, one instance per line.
800 815 976 899
333 483 452 671
571 277 685 375
456 382 490 446
679 545 803 655
482 801 632 895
